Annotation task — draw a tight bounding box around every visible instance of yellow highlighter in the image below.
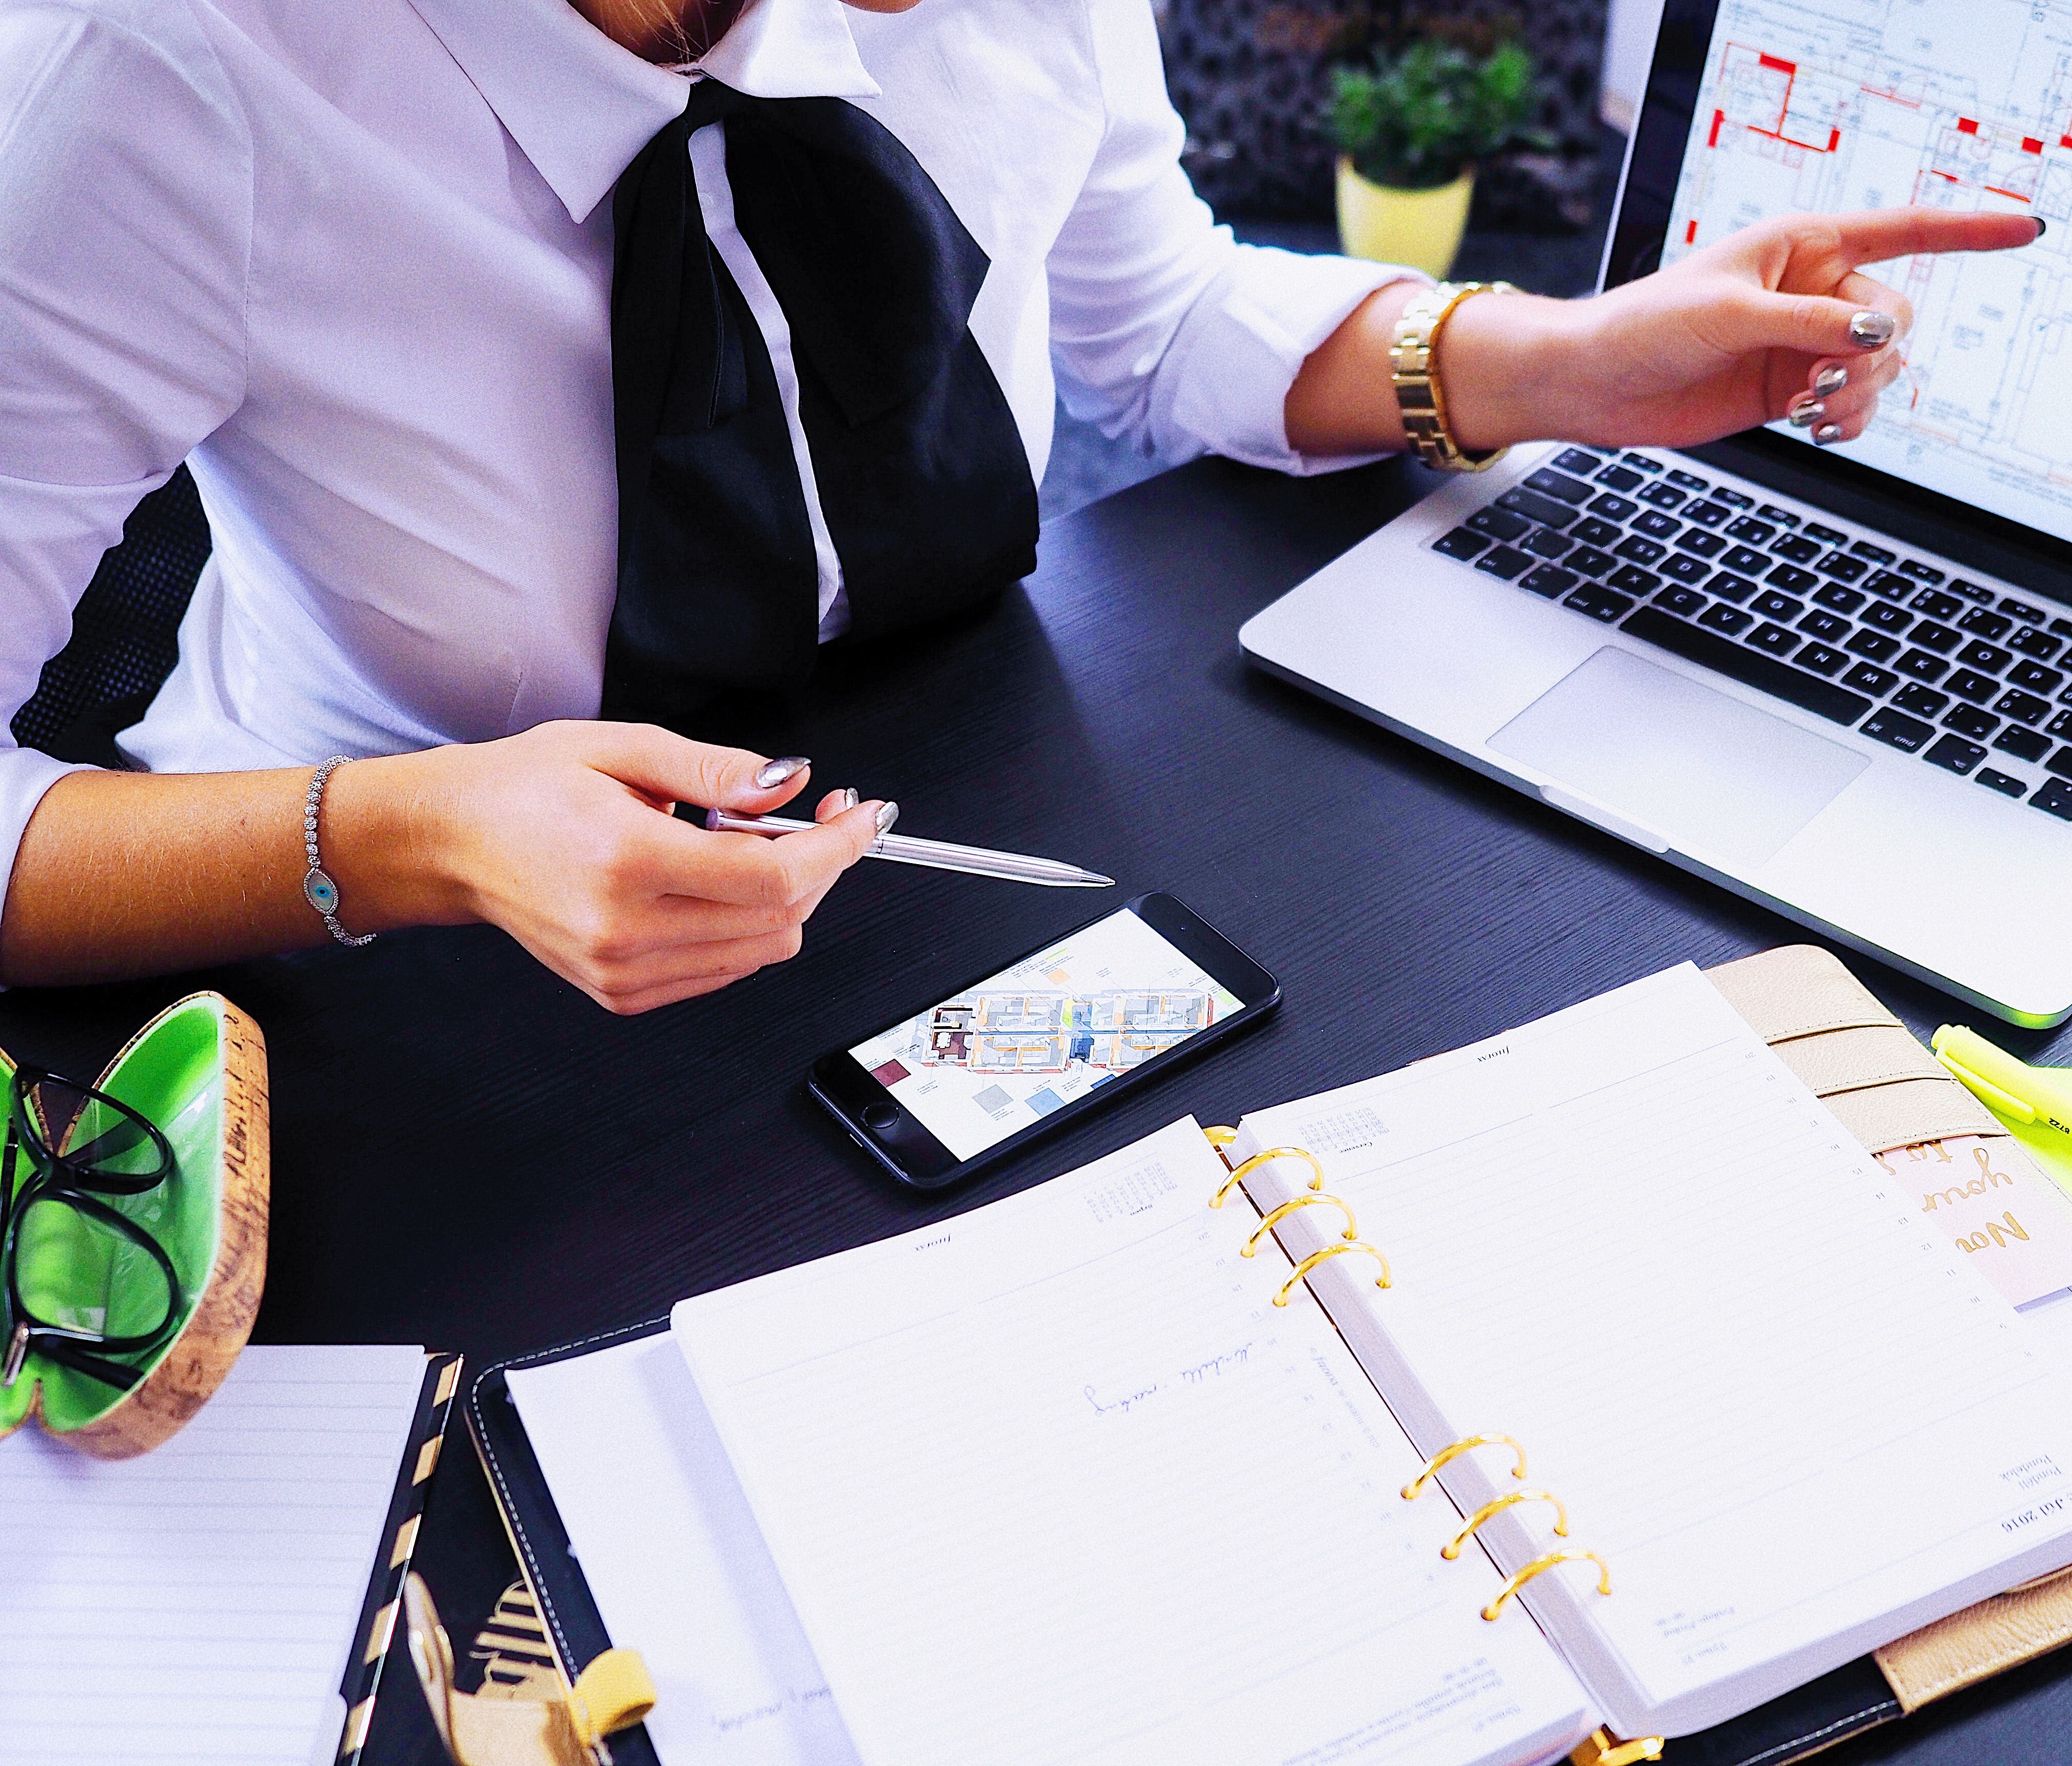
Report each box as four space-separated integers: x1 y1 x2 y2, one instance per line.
1932 1024 2072 1141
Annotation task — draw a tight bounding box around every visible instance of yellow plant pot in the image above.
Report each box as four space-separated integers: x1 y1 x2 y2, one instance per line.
1336 159 1475 280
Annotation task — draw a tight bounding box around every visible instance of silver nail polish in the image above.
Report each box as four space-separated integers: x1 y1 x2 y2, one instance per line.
754 756 810 788
874 801 900 835
1849 310 1896 348
1788 399 1825 428
1813 423 1843 445
1813 365 1849 397
838 787 860 811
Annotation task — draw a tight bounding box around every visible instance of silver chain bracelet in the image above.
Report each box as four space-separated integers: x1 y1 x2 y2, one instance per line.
303 756 376 948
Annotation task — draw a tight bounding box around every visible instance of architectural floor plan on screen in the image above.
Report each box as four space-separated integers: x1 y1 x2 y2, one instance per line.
849 908 1244 1161
1663 0 2072 539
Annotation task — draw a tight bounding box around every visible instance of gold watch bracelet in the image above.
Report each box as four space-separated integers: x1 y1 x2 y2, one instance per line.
1389 280 1519 472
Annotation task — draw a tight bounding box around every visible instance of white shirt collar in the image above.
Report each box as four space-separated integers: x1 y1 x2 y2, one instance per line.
405 0 881 224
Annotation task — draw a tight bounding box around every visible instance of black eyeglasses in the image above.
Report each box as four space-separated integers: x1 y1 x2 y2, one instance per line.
1 1066 180 1392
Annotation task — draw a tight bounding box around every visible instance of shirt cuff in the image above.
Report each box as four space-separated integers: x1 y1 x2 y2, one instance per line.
0 746 96 946
1153 245 1429 477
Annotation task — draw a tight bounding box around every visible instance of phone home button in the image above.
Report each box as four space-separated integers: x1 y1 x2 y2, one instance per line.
861 1103 901 1134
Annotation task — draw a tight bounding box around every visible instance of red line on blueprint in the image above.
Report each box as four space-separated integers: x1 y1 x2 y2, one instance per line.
1685 219 1699 244
2022 137 2043 154
1957 117 1979 134
1759 53 1796 73
1984 187 2032 201
1827 127 1840 152
1709 108 1723 147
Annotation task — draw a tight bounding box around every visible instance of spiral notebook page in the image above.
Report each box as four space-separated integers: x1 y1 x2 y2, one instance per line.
672 1118 1592 1766
1236 964 2072 1737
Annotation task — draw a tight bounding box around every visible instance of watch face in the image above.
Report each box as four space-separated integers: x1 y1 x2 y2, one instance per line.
303 869 339 915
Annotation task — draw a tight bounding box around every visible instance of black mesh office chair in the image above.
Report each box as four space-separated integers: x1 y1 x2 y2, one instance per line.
10 467 212 768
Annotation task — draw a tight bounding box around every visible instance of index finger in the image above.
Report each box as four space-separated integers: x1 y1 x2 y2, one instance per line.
644 800 884 911
1818 205 2041 269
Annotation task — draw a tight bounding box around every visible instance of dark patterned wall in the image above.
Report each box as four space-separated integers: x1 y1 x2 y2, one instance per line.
1157 0 1610 222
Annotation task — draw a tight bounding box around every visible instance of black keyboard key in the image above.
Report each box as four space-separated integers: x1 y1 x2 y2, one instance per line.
1497 486 1581 529
1622 605 1872 723
1475 545 1532 580
1675 529 1727 559
1572 517 1621 548
1960 640 2015 674
1757 504 1800 528
1860 708 1933 751
1747 621 1800 658
1633 510 1681 540
2010 660 2064 695
1595 463 1644 491
1977 768 2028 798
1605 565 1661 597
1896 648 1950 683
1726 517 1776 544
1434 528 1488 560
1804 522 1848 545
2011 629 2063 663
2052 749 2072 781
2034 778 2072 818
1996 726 2053 762
1654 585 1708 617
1946 668 1998 704
1959 607 2012 640
2050 709 2072 740
1615 535 1667 565
1861 602 1913 634
1683 500 1731 528
1944 704 1999 740
1567 546 1618 578
1996 689 2051 725
2055 617 2072 639
1844 662 1899 696
1816 553 1867 583
1524 528 1576 560
1947 578 1995 605
1752 589 1804 621
1468 506 1533 542
1799 610 1850 641
1924 733 1987 775
1795 641 1848 677
1525 468 1593 505
1520 564 1579 598
1864 570 1910 602
1813 584 1866 615
1552 449 1604 475
1640 484 1686 510
1846 629 1901 663
1667 469 1710 491
1910 620 1962 655
2003 595 2048 622
1910 589 1961 620
1712 487 1755 509
1766 564 1819 596
1893 684 1949 718
1721 544 1770 574
1898 560 1945 583
1705 571 1759 603
1850 540 1897 564
1621 452 1663 473
1660 553 1712 584
1564 585 1635 622
1698 603 1755 635
1590 492 1640 522
1771 534 1823 564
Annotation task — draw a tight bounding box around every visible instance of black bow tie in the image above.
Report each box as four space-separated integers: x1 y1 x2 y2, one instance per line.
604 79 1039 724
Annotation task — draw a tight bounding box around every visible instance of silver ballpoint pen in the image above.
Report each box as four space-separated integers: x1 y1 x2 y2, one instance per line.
702 808 1114 888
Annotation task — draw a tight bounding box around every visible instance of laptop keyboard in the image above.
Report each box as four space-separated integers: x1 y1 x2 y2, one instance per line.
1432 448 2072 824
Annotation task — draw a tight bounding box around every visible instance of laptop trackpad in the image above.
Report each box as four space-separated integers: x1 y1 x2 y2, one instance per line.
1489 647 1868 869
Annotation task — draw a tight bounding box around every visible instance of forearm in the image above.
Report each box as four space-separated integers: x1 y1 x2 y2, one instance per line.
0 756 452 986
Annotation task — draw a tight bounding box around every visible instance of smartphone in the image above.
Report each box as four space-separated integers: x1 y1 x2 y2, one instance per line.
810 892 1280 1190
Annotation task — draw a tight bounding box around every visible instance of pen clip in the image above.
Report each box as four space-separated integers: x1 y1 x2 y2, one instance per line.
1934 1050 2037 1125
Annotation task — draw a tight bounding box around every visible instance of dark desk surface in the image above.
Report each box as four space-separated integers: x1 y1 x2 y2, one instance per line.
6 455 2068 1764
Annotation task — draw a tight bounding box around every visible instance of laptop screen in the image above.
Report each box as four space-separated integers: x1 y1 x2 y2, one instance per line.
1604 0 2070 551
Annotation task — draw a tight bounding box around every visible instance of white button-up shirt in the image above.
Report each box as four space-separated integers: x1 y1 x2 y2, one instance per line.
0 0 1408 922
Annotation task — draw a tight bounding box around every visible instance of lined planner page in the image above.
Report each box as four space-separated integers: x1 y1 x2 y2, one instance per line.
0 1343 425 1763
1237 965 2072 1737
673 1119 1593 1766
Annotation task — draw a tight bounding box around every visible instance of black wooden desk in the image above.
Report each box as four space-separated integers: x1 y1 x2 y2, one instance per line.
6 456 2068 1764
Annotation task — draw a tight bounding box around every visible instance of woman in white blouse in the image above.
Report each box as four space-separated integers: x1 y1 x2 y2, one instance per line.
0 0 2036 1012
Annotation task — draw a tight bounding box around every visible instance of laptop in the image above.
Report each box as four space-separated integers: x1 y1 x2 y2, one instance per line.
1240 0 2072 1026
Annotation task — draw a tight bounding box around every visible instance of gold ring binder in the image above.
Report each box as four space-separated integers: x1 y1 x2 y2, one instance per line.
1204 1125 1240 1155
1211 1146 1326 1207
1402 1434 1529 1500
1241 1193 1358 1257
1440 1489 1570 1559
1273 1241 1389 1305
1480 1549 1611 1621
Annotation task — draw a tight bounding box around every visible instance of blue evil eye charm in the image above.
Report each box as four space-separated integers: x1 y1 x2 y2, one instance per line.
304 868 340 915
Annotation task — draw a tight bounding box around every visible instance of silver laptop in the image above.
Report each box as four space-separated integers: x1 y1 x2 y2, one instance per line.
1241 0 2072 1026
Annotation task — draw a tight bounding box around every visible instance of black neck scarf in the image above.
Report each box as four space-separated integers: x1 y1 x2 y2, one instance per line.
604 79 1040 726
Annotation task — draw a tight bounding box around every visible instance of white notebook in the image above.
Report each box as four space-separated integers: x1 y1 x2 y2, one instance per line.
507 963 2072 1765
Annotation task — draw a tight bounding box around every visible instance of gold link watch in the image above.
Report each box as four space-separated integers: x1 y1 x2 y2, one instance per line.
1389 280 1518 472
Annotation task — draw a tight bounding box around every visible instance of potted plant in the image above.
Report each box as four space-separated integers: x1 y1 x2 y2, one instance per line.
1325 37 1542 278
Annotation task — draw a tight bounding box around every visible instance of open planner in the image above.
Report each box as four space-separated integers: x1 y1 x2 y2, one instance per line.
472 951 2072 1766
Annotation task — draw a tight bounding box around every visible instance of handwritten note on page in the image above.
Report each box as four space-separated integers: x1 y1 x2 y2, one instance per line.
1235 964 2072 1737
672 1118 1592 1766
0 1342 425 1764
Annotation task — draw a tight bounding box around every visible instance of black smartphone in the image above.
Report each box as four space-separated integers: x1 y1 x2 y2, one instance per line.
810 892 1280 1190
